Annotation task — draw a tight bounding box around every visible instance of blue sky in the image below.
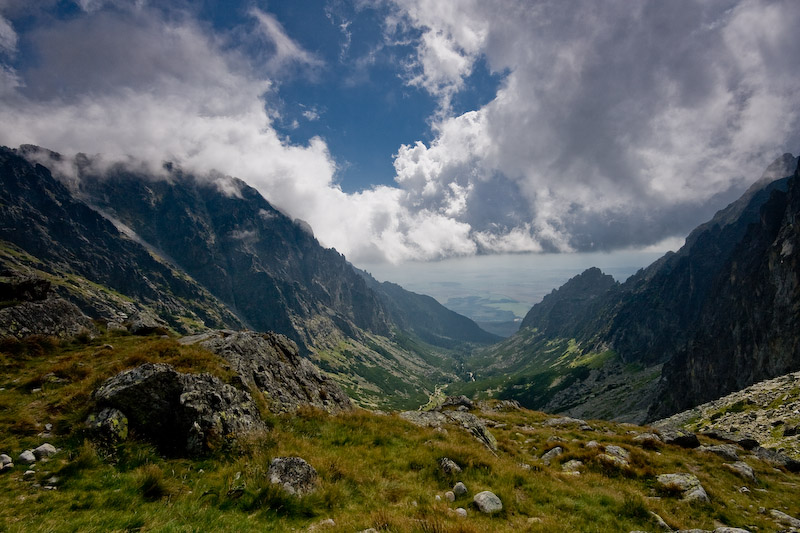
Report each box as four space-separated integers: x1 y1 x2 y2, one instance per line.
1 0 799 269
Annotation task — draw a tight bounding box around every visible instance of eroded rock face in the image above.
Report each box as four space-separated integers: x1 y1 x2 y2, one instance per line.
0 298 95 339
93 363 264 455
185 330 352 414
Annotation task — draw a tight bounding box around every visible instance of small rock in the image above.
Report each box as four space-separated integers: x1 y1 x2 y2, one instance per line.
547 435 566 443
541 446 563 466
658 427 701 448
713 528 752 533
445 491 455 502
586 440 600 449
45 476 59 486
438 457 462 476
770 509 800 528
454 507 467 518
699 444 740 462
738 486 750 494
268 457 318 496
23 469 36 480
605 445 630 461
723 462 757 483
33 443 57 460
309 518 336 530
473 491 502 514
656 473 709 502
453 481 468 497
0 454 11 466
545 416 588 428
0 462 13 473
18 450 35 464
649 511 671 531
434 494 441 501
562 460 584 474
633 432 662 445
597 453 629 469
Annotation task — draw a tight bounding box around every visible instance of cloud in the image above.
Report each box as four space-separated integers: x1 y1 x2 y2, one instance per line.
0 1 798 266
0 14 18 55
388 0 800 253
249 8 324 75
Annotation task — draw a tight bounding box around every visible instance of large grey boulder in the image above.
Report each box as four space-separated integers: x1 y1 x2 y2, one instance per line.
185 331 352 414
0 297 96 339
93 363 264 455
18 450 35 464
699 444 740 462
33 443 57 460
473 491 502 514
723 461 756 483
268 457 318 496
770 509 800 528
656 473 709 502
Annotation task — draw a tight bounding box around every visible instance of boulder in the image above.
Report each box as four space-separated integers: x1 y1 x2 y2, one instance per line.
723 461 757 483
453 481 468 497
562 460 584 474
699 444 740 462
0 454 11 466
18 450 35 464
544 416 588 428
94 363 265 455
0 298 96 339
85 407 129 447
541 447 563 466
605 445 630 461
454 507 467 518
473 491 503 514
32 443 57 460
770 509 800 528
438 457 462 476
438 395 474 411
657 427 701 448
633 432 662 445
126 311 168 335
752 446 800 472
445 491 455 502
191 331 352 414
700 429 759 450
656 473 709 502
597 453 629 469
268 457 318 496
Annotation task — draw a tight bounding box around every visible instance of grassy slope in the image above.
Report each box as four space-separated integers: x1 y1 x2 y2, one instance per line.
1 333 799 532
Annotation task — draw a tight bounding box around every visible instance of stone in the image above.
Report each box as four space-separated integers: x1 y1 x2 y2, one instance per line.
268 457 318 496
23 469 36 480
400 410 497 452
656 473 709 502
473 491 502 514
541 446 563 466
194 331 352 414
633 432 662 445
438 457 462 476
586 440 600 449
85 407 129 448
32 443 57 460
544 416 588 428
454 507 467 518
769 509 800 528
712 528 751 533
453 481 468 497
605 445 630 461
658 427 701 448
699 444 740 462
597 453 629 469
649 511 671 531
438 395 474 411
0 454 11 466
94 363 265 455
723 461 757 483
126 311 168 335
561 460 584 474
752 446 800 472
445 491 455 502
308 518 335 530
18 450 35 464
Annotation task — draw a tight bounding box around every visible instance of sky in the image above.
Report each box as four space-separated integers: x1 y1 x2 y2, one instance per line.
1 0 799 272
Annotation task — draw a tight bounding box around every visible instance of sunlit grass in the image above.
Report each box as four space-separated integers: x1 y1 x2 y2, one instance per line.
0 332 799 532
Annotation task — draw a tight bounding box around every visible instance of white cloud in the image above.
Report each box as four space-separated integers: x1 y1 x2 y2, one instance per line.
1 1 798 266
249 8 324 75
0 14 18 55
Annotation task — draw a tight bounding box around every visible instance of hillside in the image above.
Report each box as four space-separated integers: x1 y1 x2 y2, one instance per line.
1 331 799 532
0 145 497 410
457 153 800 423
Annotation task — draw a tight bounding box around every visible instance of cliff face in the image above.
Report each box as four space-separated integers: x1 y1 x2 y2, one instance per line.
650 161 800 419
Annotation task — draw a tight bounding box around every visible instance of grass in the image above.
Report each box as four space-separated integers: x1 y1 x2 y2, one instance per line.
1 332 799 532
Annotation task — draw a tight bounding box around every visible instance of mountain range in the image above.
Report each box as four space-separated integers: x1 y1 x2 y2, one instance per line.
0 145 498 410
2 144 799 424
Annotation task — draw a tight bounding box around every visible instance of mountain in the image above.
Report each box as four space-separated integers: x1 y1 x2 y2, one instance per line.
458 153 800 423
0 145 496 409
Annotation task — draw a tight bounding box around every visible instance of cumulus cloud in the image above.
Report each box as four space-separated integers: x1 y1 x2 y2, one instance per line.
0 1 798 265
387 0 800 253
